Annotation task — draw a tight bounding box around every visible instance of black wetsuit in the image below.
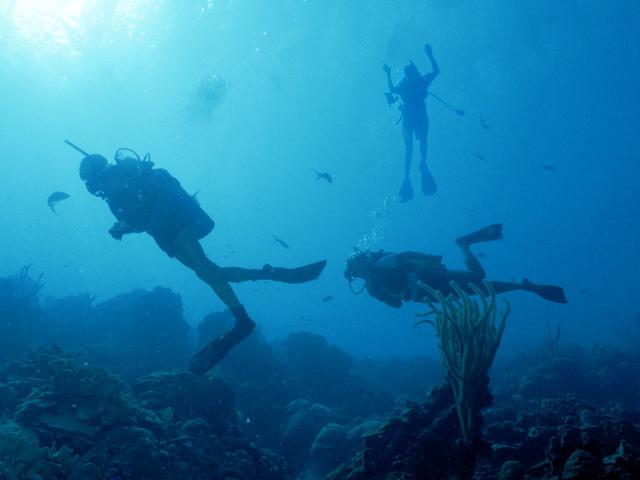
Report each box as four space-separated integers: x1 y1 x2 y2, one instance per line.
396 74 435 141
88 163 214 257
361 251 449 308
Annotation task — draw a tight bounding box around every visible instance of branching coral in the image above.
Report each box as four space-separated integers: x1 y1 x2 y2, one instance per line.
0 266 43 362
417 280 509 441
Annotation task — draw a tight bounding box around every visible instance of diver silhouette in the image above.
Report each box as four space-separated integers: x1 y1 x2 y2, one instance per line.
345 224 567 307
384 43 440 202
74 144 326 375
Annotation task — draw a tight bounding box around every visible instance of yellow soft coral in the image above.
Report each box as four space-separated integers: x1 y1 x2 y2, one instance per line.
417 280 509 441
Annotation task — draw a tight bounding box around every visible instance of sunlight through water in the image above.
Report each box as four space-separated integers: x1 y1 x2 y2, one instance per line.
11 0 87 54
5 0 160 62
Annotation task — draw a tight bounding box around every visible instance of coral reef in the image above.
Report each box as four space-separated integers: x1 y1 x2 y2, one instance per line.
327 381 492 480
0 267 43 363
1 270 639 479
0 347 292 480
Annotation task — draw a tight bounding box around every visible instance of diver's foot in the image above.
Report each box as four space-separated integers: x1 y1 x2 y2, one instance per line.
398 178 413 202
456 223 503 247
188 306 256 375
420 163 437 196
522 279 568 304
262 260 327 284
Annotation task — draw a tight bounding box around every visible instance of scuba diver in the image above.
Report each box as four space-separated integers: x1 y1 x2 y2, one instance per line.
74 144 326 375
344 224 567 307
384 43 439 202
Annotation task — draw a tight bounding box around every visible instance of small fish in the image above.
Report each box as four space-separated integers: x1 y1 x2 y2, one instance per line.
542 164 556 172
480 117 491 130
476 252 487 259
273 235 290 249
314 171 333 183
47 191 70 213
473 153 486 161
322 295 334 303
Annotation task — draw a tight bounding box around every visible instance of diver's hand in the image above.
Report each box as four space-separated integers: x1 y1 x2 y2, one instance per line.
383 64 391 74
109 222 128 240
425 44 433 56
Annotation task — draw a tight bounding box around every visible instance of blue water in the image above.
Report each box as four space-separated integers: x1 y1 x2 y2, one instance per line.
1 0 639 360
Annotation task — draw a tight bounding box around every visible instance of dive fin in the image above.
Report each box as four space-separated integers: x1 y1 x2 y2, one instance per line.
420 163 437 196
456 223 503 246
262 260 327 284
398 178 413 202
189 308 256 375
522 279 567 304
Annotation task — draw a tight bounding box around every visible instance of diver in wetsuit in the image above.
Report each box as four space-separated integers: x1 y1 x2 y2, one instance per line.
384 43 439 202
345 224 567 307
79 151 326 375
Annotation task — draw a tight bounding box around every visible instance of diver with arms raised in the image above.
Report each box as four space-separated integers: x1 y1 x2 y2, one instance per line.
384 43 439 201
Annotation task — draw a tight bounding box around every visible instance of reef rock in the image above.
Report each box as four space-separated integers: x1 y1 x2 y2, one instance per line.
132 369 236 434
310 423 349 474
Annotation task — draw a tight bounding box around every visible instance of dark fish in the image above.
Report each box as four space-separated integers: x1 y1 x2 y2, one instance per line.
47 191 70 213
480 117 491 130
273 235 290 249
476 252 487 259
473 153 486 161
542 164 556 172
322 295 334 303
314 171 333 183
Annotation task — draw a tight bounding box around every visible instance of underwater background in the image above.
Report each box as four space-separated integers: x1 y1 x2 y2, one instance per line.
1 1 639 479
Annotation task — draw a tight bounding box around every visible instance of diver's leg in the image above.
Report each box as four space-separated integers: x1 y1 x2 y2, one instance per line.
174 237 242 309
221 267 265 283
414 268 483 299
173 232 255 374
520 279 567 303
488 280 566 303
403 125 414 179
488 281 527 295
398 125 414 201
455 243 486 277
454 224 504 276
446 270 486 288
419 122 428 165
419 139 427 165
418 118 436 195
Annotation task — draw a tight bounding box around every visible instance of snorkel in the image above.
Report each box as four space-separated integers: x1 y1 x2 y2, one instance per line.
65 140 153 165
64 139 90 157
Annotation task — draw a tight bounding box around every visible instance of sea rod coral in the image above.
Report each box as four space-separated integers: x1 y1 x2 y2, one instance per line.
417 280 509 442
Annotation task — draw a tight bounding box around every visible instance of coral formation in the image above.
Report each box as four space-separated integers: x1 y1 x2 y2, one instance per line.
1 269 639 479
418 280 508 442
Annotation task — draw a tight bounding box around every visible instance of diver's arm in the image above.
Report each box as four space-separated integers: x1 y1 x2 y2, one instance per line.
108 220 145 240
367 281 403 308
383 64 398 93
371 289 403 308
424 44 439 80
109 221 131 240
